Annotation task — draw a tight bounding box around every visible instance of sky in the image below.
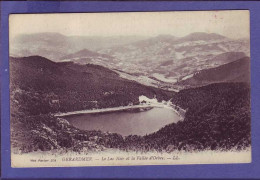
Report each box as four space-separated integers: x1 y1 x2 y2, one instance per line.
9 10 249 40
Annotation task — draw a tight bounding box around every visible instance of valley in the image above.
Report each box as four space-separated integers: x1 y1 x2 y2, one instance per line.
10 32 250 91
9 32 251 154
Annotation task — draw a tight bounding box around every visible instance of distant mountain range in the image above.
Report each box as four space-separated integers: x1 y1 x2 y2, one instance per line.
10 33 148 60
10 32 250 90
9 31 251 154
97 32 249 83
176 32 226 42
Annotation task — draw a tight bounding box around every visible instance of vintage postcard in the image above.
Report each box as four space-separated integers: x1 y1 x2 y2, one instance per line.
9 10 251 167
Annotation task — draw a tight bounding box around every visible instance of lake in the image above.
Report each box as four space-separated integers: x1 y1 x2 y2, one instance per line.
64 107 180 136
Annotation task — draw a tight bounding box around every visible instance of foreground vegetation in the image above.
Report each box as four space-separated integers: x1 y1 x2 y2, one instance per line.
10 56 251 153
124 82 251 152
11 82 250 153
10 56 172 153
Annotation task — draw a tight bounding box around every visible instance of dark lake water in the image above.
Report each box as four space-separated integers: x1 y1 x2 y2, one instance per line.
65 107 180 136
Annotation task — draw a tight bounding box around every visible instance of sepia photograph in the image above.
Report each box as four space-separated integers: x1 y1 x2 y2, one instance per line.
9 10 251 167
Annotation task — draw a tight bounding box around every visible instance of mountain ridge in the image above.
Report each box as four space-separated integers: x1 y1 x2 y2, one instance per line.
10 55 174 115
60 48 113 60
176 32 227 42
11 32 245 61
176 56 250 87
10 33 149 60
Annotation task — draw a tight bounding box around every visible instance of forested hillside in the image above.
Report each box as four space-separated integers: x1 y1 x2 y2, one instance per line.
177 57 250 87
10 56 250 153
10 56 173 152
124 82 251 151
10 56 173 115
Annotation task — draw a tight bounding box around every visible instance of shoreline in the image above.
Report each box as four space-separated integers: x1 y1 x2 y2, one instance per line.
54 103 186 119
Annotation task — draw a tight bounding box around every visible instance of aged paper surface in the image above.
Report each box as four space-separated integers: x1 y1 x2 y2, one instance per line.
9 11 251 167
